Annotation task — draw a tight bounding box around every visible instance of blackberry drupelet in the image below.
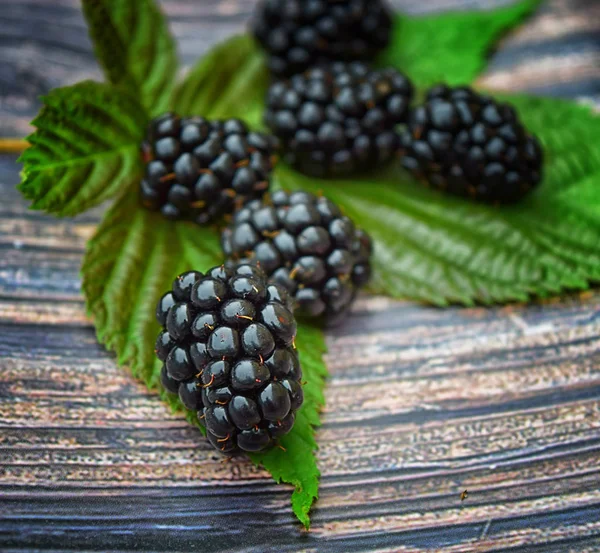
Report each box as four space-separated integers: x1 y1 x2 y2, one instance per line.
140 114 279 224
252 0 393 77
398 85 543 203
221 191 373 320
264 62 413 177
155 264 303 454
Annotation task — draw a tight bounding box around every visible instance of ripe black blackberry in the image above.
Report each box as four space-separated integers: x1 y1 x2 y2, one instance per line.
140 114 279 224
398 85 543 203
221 191 373 320
252 0 393 77
155 264 303 454
265 62 413 177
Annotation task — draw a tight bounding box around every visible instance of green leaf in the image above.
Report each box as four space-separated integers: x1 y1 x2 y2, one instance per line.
18 81 147 216
171 0 543 123
273 95 600 305
249 323 327 529
81 0 177 115
82 190 222 381
172 0 543 124
378 0 543 89
171 0 542 131
82 190 327 527
173 34 269 129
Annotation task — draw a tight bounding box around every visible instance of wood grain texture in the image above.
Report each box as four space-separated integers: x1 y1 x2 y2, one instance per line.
1 0 600 552
1 0 599 137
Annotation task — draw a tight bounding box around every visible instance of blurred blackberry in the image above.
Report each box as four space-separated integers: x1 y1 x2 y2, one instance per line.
398 85 543 203
155 264 303 454
221 191 373 320
252 0 393 77
140 114 279 224
265 62 413 177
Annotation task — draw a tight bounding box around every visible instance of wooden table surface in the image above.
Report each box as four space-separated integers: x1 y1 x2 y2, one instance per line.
1 1 600 551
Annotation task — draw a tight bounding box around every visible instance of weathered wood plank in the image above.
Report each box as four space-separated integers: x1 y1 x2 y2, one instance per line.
1 156 600 551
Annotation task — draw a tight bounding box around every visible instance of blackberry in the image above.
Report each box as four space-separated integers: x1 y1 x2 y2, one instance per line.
155 264 303 454
221 191 373 320
252 0 393 77
140 114 279 224
265 62 413 177
398 85 543 203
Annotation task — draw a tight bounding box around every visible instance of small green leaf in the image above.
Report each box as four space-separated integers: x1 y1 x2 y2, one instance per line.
273 95 600 305
173 35 269 129
378 0 543 89
18 81 147 216
81 0 177 115
249 323 327 529
82 191 222 381
82 190 327 527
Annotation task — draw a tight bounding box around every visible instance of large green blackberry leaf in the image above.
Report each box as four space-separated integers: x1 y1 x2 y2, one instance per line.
173 34 270 130
181 31 600 305
82 190 328 528
18 81 147 216
82 0 177 115
171 0 542 130
273 96 600 305
378 0 543 89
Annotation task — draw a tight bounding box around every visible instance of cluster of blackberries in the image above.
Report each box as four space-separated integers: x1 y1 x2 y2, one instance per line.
251 0 411 178
265 62 413 177
157 264 303 454
399 85 543 203
145 113 375 455
156 192 373 453
148 0 545 456
252 0 393 77
250 0 543 201
222 190 372 320
140 114 278 224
